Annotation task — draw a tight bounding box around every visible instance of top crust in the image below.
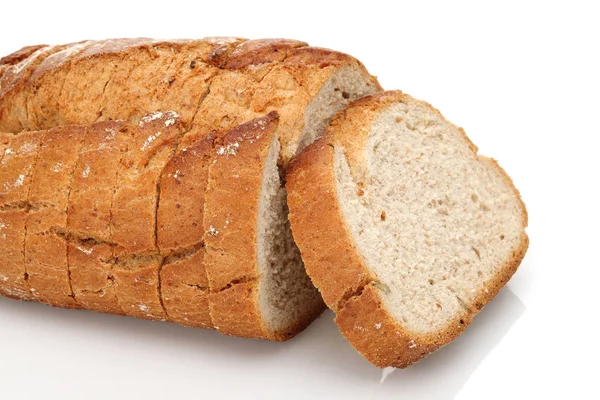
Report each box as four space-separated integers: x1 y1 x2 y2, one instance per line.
287 90 529 367
0 37 382 165
0 45 47 67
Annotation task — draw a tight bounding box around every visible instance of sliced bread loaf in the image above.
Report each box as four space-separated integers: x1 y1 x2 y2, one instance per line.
287 91 529 367
0 112 324 340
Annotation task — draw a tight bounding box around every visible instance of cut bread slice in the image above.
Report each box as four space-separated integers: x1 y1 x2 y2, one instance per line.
204 112 324 340
287 91 529 367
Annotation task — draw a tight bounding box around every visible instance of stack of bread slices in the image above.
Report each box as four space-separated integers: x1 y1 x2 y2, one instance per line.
0 38 528 368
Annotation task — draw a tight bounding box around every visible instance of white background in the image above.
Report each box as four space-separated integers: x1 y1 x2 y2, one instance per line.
0 1 598 399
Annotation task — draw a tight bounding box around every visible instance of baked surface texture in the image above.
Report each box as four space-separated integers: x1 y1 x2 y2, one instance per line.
286 91 529 367
0 37 382 164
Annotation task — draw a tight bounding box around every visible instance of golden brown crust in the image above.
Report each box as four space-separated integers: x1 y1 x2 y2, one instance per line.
68 120 128 315
111 111 184 320
25 125 88 309
0 130 44 300
1 37 381 165
0 45 47 66
224 39 307 69
204 113 279 339
287 137 373 309
0 45 64 132
287 90 529 367
157 134 215 328
26 41 95 131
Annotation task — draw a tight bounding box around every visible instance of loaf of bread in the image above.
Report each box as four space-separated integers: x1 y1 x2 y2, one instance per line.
0 37 381 339
287 91 529 366
0 111 323 340
1 40 529 364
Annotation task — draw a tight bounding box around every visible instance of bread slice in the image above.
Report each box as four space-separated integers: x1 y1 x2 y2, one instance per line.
287 91 529 367
25 125 87 309
204 112 324 340
157 133 215 329
67 120 129 315
110 111 184 321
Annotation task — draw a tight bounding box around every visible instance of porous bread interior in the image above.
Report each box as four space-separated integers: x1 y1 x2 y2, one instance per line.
334 99 526 334
257 134 322 333
296 66 379 155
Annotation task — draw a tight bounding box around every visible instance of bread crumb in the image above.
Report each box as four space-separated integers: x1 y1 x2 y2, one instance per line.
82 165 91 178
354 326 366 332
52 163 63 172
0 274 8 282
408 340 417 349
0 222 8 230
374 322 382 329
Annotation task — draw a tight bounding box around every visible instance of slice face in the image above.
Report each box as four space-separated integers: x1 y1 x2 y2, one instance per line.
287 91 528 367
